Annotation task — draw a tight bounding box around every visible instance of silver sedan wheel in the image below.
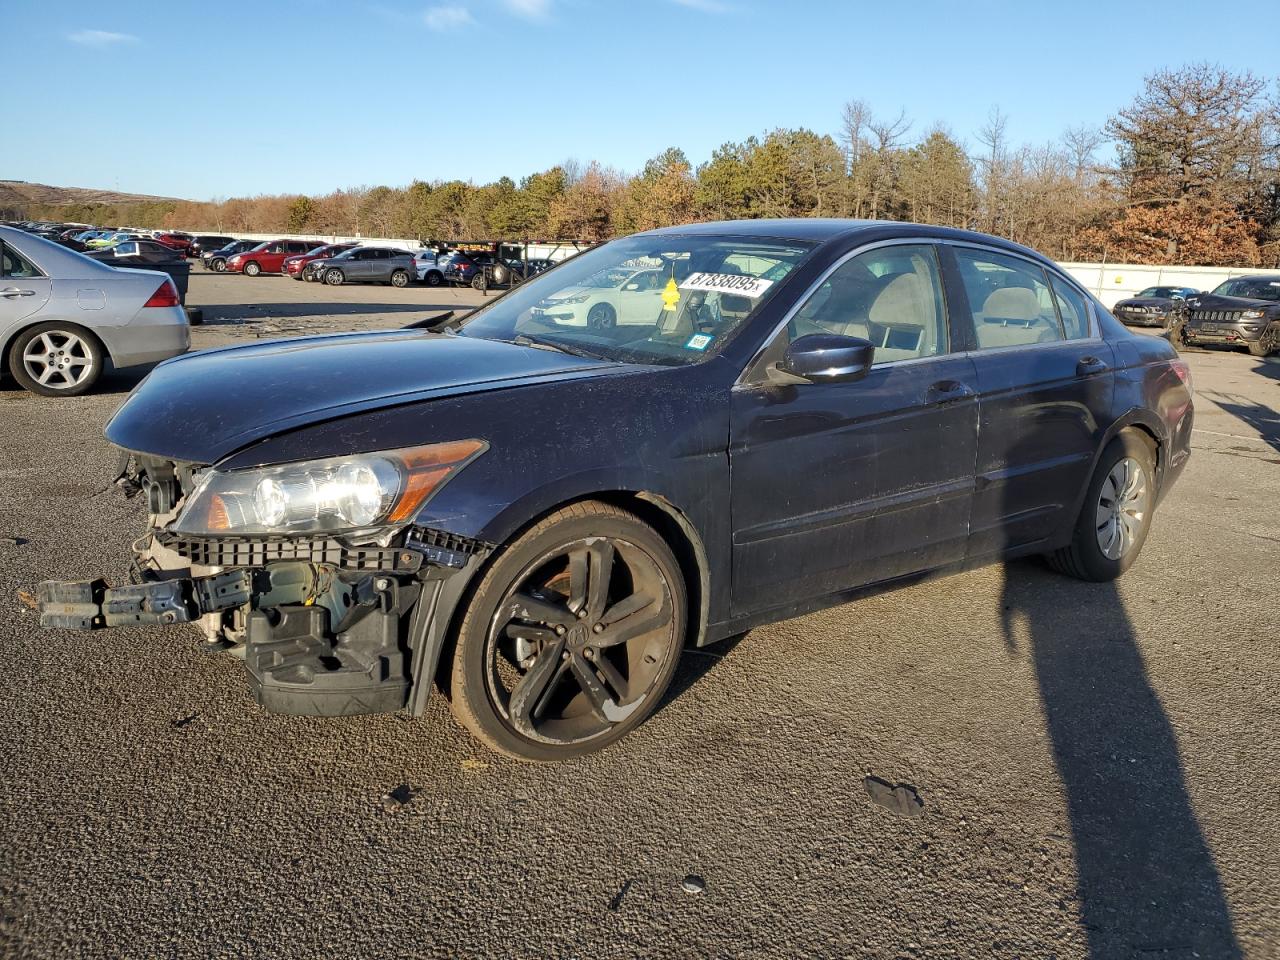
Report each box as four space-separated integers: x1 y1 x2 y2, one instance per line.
1095 456 1149 560
21 330 97 390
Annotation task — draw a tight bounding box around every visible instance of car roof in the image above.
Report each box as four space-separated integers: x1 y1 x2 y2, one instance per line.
632 218 1061 265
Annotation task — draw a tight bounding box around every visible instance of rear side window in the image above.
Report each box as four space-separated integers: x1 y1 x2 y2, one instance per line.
1050 276 1092 339
955 248 1063 349
1 244 43 278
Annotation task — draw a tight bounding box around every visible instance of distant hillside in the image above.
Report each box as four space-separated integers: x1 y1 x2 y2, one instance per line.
0 180 183 209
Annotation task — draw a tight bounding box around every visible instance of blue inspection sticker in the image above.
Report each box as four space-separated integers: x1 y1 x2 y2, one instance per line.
685 334 714 351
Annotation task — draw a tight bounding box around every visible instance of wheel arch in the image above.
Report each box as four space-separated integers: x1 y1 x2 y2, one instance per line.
426 487 712 697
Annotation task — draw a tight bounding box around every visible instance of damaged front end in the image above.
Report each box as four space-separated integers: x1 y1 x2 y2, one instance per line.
39 447 490 718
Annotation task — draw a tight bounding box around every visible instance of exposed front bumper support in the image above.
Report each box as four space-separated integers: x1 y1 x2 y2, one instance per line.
38 569 252 630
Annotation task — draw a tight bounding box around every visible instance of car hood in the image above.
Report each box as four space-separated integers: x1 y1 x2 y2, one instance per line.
105 330 621 464
1188 293 1280 312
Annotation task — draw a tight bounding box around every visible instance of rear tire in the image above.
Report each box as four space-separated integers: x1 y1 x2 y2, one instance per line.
390 269 409 288
210 258 226 272
424 270 443 287
447 501 686 761
7 322 105 397
1047 433 1156 582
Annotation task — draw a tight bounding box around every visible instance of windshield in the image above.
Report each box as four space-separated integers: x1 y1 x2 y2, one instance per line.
1211 278 1280 301
1137 286 1182 298
457 234 814 366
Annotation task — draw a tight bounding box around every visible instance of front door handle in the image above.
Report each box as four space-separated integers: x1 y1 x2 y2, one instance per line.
1077 356 1109 376
925 379 976 404
1 287 36 298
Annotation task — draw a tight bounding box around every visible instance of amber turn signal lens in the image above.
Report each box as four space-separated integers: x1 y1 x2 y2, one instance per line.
387 439 486 522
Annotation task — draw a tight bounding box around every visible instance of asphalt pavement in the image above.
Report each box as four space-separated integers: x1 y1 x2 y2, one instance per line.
1 275 1277 958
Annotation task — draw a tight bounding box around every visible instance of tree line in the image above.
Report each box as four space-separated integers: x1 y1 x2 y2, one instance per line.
15 63 1280 267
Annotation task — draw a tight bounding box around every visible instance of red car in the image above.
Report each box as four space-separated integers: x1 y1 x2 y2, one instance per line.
283 242 358 281
225 239 318 276
153 232 195 256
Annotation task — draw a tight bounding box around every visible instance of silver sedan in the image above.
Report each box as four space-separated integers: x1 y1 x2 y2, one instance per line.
1 226 190 396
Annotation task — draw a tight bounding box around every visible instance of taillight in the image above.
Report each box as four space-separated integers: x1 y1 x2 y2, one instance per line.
143 279 180 308
1170 358 1193 396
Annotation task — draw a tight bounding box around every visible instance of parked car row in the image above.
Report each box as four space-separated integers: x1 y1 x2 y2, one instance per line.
1109 280 1280 357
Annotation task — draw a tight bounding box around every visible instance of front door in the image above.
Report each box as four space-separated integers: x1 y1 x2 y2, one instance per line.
728 243 979 617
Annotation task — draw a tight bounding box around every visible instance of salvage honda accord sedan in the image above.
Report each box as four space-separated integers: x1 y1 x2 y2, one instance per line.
38 220 1194 761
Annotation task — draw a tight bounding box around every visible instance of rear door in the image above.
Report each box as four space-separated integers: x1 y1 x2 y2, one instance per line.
945 243 1115 557
728 241 979 615
0 241 52 329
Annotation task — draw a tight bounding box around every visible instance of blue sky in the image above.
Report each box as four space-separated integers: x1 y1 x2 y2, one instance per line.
4 0 1275 201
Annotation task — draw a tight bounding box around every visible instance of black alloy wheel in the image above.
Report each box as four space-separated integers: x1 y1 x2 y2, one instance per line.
448 502 685 761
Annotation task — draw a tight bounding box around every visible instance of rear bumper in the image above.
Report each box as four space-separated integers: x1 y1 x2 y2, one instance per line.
101 308 190 367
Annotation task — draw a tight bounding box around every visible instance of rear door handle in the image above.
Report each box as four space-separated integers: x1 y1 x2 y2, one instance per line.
1077 356 1109 376
1 287 36 298
925 379 976 404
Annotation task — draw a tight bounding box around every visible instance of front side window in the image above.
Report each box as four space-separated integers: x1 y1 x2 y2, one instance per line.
458 234 814 366
955 248 1063 348
1050 276 1092 340
787 244 948 364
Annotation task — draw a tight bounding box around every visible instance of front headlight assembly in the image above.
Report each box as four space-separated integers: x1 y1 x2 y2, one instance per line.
172 440 487 537
1241 309 1266 319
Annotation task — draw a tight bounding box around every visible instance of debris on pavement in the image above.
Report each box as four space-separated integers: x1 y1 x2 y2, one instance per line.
607 879 633 911
864 776 925 817
16 590 38 611
680 874 705 895
380 783 417 812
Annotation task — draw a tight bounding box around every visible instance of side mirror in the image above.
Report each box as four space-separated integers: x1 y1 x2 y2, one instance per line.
777 334 875 384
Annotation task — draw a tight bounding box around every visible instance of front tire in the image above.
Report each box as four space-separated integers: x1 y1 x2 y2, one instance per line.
1047 433 1156 582
424 270 443 287
243 261 262 277
448 501 686 761
324 268 345 286
7 323 105 397
1247 326 1278 357
587 302 617 330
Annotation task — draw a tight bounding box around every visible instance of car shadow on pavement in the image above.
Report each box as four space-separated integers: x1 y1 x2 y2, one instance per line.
1000 560 1240 957
1200 388 1280 456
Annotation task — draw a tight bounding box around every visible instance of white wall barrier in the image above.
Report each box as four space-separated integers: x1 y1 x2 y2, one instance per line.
1059 262 1280 308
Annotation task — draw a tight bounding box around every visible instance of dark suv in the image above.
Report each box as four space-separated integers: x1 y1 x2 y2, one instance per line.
1182 276 1280 357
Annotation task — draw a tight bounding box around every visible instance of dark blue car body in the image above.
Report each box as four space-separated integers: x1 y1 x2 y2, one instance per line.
70 220 1195 745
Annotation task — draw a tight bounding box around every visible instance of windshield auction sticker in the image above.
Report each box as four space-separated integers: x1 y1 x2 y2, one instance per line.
679 272 774 298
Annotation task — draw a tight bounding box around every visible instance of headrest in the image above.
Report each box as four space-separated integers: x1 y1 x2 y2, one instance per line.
982 287 1040 323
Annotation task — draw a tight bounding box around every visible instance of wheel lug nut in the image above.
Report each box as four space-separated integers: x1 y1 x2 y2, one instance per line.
584 648 594 660
561 651 570 661
592 623 603 633
554 624 566 636
576 609 587 619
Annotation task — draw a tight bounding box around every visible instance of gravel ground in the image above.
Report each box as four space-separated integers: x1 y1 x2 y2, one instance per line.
1 276 1277 959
